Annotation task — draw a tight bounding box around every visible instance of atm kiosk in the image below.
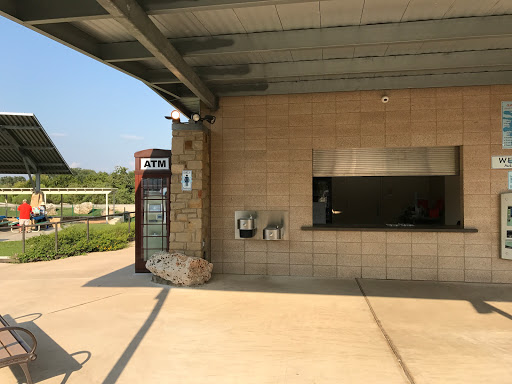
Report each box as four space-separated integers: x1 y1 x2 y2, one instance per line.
134 149 172 272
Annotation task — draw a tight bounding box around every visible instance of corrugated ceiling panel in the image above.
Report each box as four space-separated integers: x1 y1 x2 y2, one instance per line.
72 19 132 43
185 52 267 67
401 0 454 21
259 51 294 63
492 0 512 13
360 0 411 24
384 42 425 56
276 3 321 30
323 47 355 60
291 49 323 61
150 13 210 38
353 45 388 57
192 9 247 35
313 147 460 177
320 0 365 27
142 58 165 70
445 0 510 18
419 37 512 54
234 5 283 33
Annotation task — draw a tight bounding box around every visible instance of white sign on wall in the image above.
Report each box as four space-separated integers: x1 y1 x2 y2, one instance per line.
182 170 192 191
140 158 169 170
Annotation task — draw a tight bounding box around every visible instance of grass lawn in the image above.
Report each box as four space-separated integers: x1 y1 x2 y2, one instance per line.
0 240 23 257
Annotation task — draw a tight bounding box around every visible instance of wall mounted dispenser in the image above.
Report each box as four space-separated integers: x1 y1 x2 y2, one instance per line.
238 215 256 238
235 210 288 240
263 225 283 240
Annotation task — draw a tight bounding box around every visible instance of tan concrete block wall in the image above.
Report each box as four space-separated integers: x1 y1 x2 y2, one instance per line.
208 85 512 282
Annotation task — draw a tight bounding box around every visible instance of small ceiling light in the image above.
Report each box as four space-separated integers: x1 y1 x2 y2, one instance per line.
191 113 201 122
165 110 181 121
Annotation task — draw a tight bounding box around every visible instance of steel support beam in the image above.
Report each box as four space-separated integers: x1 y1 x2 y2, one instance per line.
0 162 67 167
96 0 217 109
0 128 39 173
146 49 512 84
163 70 512 97
35 172 41 193
0 145 55 150
14 0 316 24
211 70 512 96
102 15 512 62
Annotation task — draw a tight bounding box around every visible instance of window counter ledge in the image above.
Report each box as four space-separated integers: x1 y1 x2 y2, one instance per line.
301 225 478 233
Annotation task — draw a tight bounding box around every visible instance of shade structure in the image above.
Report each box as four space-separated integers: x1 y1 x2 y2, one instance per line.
0 112 72 175
2 1 512 116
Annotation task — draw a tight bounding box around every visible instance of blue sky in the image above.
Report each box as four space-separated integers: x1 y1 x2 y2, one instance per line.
0 16 179 173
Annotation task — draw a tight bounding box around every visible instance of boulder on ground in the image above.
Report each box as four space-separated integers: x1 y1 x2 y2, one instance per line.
146 252 213 286
46 204 57 216
74 202 93 215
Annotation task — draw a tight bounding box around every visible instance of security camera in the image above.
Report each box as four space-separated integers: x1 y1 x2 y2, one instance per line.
189 113 216 124
381 96 390 103
203 115 216 124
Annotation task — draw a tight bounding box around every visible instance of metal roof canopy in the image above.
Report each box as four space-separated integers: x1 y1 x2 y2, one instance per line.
2 1 512 116
0 113 72 187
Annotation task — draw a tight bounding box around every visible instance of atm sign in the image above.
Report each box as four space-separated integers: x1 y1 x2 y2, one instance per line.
141 158 169 170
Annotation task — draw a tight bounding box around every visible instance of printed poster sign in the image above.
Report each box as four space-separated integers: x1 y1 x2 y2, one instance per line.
492 156 512 169
509 172 512 190
503 101 512 148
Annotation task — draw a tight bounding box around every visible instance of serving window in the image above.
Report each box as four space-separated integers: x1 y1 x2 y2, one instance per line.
312 147 462 229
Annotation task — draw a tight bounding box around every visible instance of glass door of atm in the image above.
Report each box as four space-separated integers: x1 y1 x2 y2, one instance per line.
142 177 169 261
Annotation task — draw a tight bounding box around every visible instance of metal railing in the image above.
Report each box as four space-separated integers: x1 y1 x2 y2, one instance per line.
17 211 135 254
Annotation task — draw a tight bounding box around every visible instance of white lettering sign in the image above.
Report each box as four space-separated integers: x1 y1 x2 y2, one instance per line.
492 156 512 169
140 158 169 170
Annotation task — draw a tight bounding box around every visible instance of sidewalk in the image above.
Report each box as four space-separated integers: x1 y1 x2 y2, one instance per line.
1 245 512 383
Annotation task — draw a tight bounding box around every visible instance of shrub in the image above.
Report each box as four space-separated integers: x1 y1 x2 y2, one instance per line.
16 222 135 263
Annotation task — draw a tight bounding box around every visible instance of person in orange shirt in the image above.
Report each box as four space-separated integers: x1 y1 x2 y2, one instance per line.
17 199 32 233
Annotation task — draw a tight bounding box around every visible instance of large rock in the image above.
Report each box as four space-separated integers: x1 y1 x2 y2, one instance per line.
74 202 93 215
146 252 213 286
46 203 57 216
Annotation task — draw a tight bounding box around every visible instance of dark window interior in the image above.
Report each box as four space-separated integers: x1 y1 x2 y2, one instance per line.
313 176 461 227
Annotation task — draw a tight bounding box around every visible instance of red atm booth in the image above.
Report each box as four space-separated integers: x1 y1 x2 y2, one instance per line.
134 149 172 272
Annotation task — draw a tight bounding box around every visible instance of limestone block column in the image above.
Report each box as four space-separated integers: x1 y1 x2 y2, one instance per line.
170 123 210 260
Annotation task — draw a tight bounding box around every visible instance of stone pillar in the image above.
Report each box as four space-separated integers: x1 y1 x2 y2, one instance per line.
170 123 210 260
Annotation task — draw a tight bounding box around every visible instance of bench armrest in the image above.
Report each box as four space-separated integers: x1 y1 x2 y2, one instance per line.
0 326 37 356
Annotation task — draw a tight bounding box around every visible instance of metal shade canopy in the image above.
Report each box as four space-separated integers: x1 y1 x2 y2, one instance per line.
0 112 72 175
2 1 512 116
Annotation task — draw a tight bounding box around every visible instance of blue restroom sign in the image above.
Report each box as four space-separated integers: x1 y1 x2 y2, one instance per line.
182 170 192 191
141 158 169 170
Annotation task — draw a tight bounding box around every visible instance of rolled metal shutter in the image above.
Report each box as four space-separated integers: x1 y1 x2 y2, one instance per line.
313 146 460 177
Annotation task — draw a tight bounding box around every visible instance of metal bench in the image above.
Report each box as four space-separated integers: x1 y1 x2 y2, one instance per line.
8 221 19 232
33 221 52 232
0 315 37 384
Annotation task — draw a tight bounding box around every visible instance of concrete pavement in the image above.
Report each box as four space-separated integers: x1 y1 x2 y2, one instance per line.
1 245 511 383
